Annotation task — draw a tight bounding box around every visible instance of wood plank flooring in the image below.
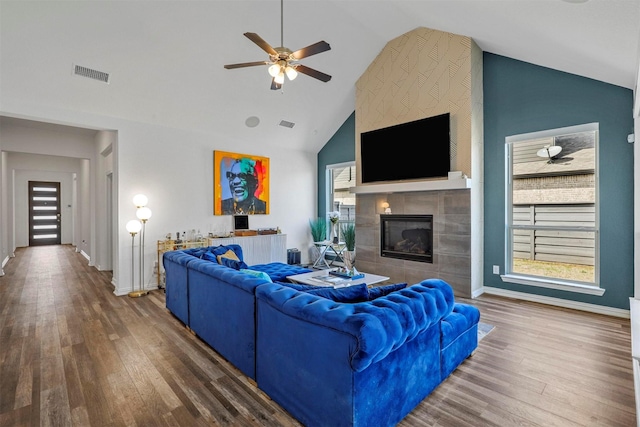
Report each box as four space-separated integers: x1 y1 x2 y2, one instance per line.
0 245 635 426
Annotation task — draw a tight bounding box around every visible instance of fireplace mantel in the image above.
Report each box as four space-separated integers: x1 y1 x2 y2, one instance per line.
350 178 472 194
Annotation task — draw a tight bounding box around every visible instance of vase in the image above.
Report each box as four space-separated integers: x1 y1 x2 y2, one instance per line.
343 250 357 275
331 222 338 243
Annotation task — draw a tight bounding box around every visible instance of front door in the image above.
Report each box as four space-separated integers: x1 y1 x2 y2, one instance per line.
28 181 62 246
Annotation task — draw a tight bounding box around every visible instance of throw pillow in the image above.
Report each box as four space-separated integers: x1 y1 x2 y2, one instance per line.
220 257 248 270
201 252 219 263
305 283 369 303
239 269 273 283
217 249 240 265
191 249 207 259
274 281 320 292
368 283 408 300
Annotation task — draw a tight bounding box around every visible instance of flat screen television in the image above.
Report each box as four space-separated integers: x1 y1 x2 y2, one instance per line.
360 113 450 183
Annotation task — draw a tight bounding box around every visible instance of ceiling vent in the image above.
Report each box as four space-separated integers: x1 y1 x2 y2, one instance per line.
279 120 295 129
73 64 110 84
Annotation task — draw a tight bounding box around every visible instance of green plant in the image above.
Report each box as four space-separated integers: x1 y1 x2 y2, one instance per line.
309 218 327 242
341 223 356 251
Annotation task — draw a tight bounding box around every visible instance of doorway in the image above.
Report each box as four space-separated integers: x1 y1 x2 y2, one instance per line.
28 181 61 246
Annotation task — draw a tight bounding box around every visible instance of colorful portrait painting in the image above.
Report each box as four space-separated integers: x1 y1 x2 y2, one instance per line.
214 151 269 215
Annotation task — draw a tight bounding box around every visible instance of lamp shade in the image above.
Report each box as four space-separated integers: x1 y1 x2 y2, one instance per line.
126 219 142 234
381 202 390 209
133 194 148 207
268 63 281 77
274 72 285 84
285 66 298 80
136 207 152 221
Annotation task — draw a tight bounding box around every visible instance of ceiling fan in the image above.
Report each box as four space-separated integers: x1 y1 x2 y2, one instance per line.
223 0 332 90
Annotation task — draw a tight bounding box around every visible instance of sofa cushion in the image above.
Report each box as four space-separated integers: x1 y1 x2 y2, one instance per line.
249 263 312 282
182 247 207 258
220 256 249 270
368 283 407 300
240 269 273 283
305 283 369 303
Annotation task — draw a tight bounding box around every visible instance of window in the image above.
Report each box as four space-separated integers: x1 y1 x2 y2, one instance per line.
504 123 602 295
327 162 356 239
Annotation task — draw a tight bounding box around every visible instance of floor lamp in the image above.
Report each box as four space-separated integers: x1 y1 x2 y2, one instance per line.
126 220 143 297
134 194 152 298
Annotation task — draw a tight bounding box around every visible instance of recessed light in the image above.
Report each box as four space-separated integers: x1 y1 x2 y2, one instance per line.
245 116 260 128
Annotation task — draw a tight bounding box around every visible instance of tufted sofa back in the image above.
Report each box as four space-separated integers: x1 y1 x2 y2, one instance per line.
256 279 455 372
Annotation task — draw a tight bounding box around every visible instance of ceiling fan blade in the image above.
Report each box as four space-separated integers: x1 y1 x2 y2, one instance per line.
224 61 269 69
292 41 331 60
271 78 282 91
244 32 278 56
295 64 332 83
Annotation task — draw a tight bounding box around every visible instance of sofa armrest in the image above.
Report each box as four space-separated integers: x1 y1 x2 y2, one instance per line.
163 250 199 325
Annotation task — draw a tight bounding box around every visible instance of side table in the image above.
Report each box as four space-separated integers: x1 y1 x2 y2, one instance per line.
312 240 346 269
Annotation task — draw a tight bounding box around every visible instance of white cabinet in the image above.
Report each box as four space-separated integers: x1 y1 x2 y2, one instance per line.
207 234 287 265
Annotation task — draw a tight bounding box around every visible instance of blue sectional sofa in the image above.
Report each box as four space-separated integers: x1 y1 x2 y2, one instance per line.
163 244 311 379
163 245 480 426
255 279 479 427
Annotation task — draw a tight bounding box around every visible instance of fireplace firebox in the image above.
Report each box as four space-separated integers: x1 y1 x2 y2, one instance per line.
380 214 433 263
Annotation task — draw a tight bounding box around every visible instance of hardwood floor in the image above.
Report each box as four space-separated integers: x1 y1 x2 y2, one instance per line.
0 245 635 426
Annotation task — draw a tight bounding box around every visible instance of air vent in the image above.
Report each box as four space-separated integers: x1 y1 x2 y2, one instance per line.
279 120 295 129
73 64 110 84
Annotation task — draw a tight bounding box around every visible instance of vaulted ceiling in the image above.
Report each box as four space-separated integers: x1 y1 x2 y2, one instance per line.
1 0 638 153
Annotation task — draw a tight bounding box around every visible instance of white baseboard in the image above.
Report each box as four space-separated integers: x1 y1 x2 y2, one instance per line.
80 250 90 261
1 255 8 276
478 286 630 319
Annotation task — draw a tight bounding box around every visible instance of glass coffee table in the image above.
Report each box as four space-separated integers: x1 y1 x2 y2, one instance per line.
286 269 390 288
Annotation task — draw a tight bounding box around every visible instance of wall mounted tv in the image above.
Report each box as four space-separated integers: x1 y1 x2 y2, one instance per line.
360 113 451 184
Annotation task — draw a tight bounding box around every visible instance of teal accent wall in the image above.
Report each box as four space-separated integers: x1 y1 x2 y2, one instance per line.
483 52 634 309
316 111 355 219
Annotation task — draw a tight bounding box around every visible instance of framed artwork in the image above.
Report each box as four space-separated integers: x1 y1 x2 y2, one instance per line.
214 151 269 215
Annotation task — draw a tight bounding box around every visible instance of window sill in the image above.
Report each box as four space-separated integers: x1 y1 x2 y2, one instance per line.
500 274 605 296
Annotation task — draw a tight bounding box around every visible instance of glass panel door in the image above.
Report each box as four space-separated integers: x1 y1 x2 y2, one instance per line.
29 181 61 246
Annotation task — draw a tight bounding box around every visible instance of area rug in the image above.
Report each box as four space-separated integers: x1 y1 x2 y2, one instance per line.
478 322 495 342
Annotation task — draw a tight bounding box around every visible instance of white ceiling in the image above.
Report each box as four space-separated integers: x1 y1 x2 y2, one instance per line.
1 0 639 153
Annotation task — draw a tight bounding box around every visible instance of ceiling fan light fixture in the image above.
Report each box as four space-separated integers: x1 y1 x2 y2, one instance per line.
274 72 285 84
285 65 297 80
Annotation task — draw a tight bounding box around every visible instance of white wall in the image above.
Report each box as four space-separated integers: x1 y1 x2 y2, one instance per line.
0 103 318 296
634 59 640 297
0 152 7 275
94 131 116 272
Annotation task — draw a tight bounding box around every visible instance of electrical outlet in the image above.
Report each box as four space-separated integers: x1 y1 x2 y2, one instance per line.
492 265 500 275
